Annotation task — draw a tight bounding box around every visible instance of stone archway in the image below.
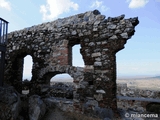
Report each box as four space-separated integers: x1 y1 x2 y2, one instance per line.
37 65 84 100
39 65 84 84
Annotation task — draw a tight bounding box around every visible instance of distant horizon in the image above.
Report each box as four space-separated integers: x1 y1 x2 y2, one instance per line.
23 73 160 81
22 54 160 80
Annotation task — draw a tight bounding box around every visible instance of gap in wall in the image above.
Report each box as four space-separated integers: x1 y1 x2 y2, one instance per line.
50 73 74 99
50 73 73 83
23 55 33 81
72 44 84 67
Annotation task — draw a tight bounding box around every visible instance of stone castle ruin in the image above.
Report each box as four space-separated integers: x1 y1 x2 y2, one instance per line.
3 10 139 119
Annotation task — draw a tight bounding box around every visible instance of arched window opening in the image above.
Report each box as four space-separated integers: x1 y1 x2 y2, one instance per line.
22 55 33 95
50 73 74 99
23 55 33 81
72 44 84 67
51 73 73 83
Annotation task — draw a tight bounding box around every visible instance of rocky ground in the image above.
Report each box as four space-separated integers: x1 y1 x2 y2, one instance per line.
45 78 160 120
1 78 160 120
42 107 101 120
40 106 160 120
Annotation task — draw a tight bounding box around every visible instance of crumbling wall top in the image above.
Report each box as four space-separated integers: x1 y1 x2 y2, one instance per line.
8 9 139 42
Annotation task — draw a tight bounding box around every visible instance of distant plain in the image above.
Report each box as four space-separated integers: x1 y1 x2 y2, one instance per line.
51 76 160 91
117 77 160 91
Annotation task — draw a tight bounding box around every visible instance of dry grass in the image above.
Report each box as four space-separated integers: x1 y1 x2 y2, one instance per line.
117 78 160 91
51 78 160 91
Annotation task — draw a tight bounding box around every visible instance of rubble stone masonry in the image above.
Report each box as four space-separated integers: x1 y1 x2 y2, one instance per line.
4 10 139 119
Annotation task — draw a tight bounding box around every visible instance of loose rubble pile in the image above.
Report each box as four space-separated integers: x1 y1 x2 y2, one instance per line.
49 83 74 99
34 82 74 99
0 87 21 120
117 83 160 98
0 83 160 120
117 83 160 115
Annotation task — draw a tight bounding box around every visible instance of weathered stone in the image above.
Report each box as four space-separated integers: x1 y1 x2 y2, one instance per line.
95 57 101 61
109 35 118 40
94 94 103 101
93 27 98 31
96 14 106 20
103 48 108 51
92 52 101 57
94 107 113 119
94 62 102 66
12 46 16 50
29 95 46 120
117 14 125 20
96 78 102 81
120 33 128 39
71 30 77 35
0 87 21 120
86 99 98 107
88 42 95 46
94 21 101 25
39 42 45 46
4 9 139 119
107 24 117 29
114 29 122 34
96 42 101 45
84 38 89 42
96 90 106 94
85 65 94 70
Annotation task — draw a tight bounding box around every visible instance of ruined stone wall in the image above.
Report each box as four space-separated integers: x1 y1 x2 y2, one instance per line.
5 10 139 119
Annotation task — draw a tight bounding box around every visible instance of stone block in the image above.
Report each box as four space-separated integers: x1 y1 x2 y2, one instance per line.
29 95 46 120
0 87 21 120
96 90 106 94
94 62 102 66
109 35 118 40
92 52 101 57
120 32 128 39
107 24 117 29
85 65 94 70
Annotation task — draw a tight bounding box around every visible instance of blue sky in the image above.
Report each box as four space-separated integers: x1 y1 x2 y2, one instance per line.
0 0 160 79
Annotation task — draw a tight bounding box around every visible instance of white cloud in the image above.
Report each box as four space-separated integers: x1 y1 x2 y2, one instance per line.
0 0 11 11
91 0 102 8
90 0 109 12
127 0 149 9
40 0 79 21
